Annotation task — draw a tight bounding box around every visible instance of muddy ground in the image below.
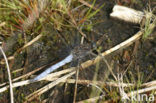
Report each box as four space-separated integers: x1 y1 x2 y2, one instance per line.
0 0 156 103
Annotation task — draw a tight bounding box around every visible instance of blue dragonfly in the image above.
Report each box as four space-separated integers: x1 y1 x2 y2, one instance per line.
33 43 93 81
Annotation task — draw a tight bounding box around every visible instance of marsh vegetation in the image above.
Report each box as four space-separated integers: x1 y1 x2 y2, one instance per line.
0 0 156 103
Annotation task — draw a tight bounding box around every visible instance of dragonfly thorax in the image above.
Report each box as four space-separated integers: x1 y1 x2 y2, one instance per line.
71 44 92 60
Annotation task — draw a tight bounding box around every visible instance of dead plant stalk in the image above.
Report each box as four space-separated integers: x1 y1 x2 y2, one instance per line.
0 47 14 103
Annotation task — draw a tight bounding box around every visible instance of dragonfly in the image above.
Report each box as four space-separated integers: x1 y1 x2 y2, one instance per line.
33 43 93 81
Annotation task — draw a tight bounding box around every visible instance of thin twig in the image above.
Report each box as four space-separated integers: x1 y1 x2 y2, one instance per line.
25 71 75 102
88 83 105 95
0 78 134 94
65 79 133 87
0 56 14 64
0 47 14 103
0 65 45 87
16 34 42 53
77 95 105 103
101 56 117 81
0 68 75 93
127 85 156 97
79 30 143 71
78 0 97 10
0 34 42 64
73 66 79 103
12 68 24 74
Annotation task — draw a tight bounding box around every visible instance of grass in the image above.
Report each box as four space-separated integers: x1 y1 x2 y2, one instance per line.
0 0 102 36
0 0 103 102
142 7 156 39
0 0 156 103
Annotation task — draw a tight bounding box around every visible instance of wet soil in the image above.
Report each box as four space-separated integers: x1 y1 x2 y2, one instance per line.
0 0 156 103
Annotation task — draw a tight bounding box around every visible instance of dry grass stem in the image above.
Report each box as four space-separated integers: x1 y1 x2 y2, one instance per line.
41 68 75 80
0 47 14 103
127 85 156 97
141 80 156 87
25 71 75 102
73 67 79 103
78 0 97 10
101 56 117 81
0 80 33 93
0 56 14 64
0 68 75 93
65 79 133 87
17 34 42 53
77 95 105 103
0 77 134 94
0 65 45 87
80 30 143 70
12 68 24 74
